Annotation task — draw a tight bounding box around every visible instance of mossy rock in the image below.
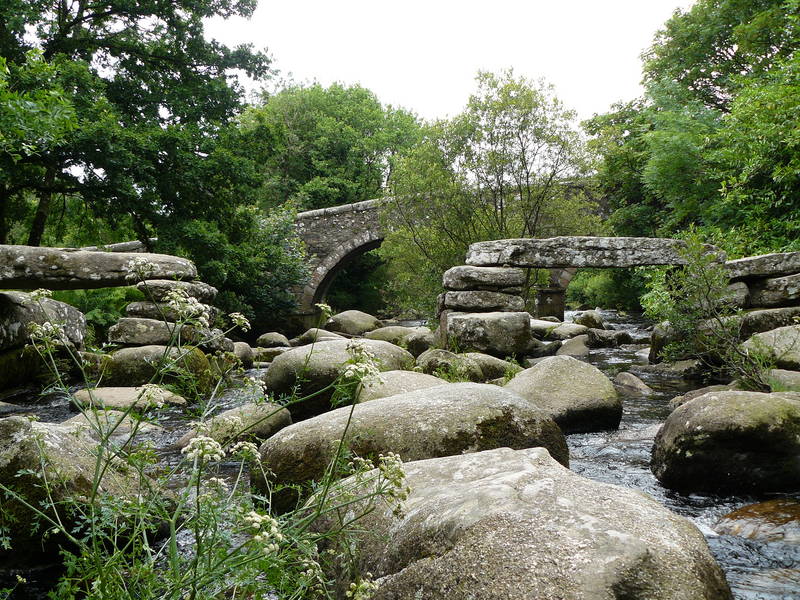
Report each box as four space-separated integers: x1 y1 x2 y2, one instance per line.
0 417 155 568
0 346 47 390
100 345 213 397
652 390 800 493
254 382 567 512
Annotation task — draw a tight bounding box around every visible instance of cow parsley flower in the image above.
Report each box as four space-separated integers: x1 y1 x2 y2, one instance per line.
29 288 52 302
181 436 224 462
228 312 250 332
229 440 260 462
165 289 210 328
243 510 283 554
27 321 65 346
124 257 157 282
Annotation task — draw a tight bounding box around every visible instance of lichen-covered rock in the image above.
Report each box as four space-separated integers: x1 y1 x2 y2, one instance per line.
416 349 483 381
651 390 800 493
725 281 750 308
311 447 731 600
460 352 520 380
233 342 254 368
445 311 532 357
555 334 589 357
292 328 345 345
125 301 219 322
667 384 741 411
766 369 800 391
442 265 526 290
253 383 568 510
504 356 621 433
136 279 216 302
586 327 632 348
545 322 588 340
614 371 654 397
0 246 196 290
99 345 212 392
108 317 186 346
573 309 605 329
176 401 291 448
325 310 381 336
726 251 800 280
256 332 291 348
73 385 185 410
401 329 436 357
529 318 558 338
442 291 524 312
252 346 290 362
264 339 414 420
742 325 800 370
749 273 800 308
0 416 155 566
365 325 431 345
356 370 448 402
0 291 86 351
465 236 723 268
61 409 163 444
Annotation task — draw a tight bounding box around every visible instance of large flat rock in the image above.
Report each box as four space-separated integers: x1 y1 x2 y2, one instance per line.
0 245 196 289
749 273 800 308
465 236 723 268
311 447 732 600
442 265 527 290
726 252 800 280
0 291 86 351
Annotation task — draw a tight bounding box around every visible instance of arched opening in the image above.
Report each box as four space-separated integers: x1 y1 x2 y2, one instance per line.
312 238 384 310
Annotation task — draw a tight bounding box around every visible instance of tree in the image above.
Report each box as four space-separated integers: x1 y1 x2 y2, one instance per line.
236 83 420 210
0 0 270 246
382 70 602 315
643 0 800 112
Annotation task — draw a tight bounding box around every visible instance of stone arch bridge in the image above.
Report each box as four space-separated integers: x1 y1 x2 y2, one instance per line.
291 199 581 319
293 199 386 318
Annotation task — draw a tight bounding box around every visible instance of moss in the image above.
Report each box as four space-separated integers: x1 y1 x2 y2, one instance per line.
0 346 47 389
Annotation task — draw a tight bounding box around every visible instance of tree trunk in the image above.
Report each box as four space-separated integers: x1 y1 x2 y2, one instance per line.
27 167 57 246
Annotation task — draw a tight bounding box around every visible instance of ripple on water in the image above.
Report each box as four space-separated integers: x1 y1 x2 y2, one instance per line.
564 308 800 598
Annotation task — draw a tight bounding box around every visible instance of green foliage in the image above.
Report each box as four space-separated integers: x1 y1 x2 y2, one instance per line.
641 233 774 389
157 204 308 334
587 0 800 255
52 287 145 346
382 70 602 315
236 83 420 210
5 280 405 599
326 250 389 317
566 269 647 311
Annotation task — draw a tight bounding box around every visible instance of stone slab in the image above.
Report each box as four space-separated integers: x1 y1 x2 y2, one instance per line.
726 252 800 281
442 265 526 290
0 245 196 289
442 290 525 312
749 273 800 308
465 236 724 268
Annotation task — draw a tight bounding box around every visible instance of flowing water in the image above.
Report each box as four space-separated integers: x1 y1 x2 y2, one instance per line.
568 309 800 600
4 311 800 598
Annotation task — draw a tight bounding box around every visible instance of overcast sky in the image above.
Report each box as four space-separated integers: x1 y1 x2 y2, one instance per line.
205 0 695 122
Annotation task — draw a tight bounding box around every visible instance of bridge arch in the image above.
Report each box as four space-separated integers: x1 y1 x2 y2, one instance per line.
293 199 387 316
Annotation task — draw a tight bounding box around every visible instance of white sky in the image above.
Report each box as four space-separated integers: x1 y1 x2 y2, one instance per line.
205 0 695 122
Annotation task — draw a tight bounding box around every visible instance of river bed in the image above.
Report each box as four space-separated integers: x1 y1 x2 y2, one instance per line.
570 309 800 600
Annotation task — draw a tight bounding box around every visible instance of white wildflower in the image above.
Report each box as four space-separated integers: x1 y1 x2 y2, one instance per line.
346 576 379 600
228 312 250 332
315 302 332 320
136 383 168 408
27 321 65 346
124 257 157 282
165 289 210 327
341 361 380 380
229 440 259 462
243 510 283 554
181 435 224 462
